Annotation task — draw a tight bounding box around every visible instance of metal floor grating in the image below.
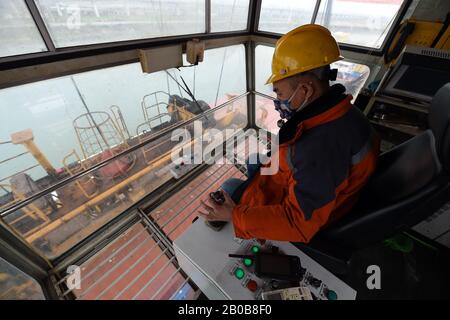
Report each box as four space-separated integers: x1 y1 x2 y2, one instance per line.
66 213 189 300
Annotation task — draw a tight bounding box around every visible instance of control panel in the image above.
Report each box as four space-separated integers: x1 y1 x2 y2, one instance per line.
174 219 357 300
366 98 428 152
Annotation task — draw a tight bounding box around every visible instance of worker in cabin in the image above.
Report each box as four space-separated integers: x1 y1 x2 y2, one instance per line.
198 24 380 243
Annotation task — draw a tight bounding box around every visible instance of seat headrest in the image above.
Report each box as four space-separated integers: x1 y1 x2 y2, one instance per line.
429 83 450 171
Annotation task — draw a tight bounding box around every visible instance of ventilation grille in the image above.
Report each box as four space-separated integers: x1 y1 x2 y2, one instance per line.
421 48 450 59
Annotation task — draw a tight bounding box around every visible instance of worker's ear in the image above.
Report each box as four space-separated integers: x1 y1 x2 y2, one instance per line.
301 82 314 100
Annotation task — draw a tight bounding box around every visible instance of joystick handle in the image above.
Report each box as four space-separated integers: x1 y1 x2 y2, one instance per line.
209 190 225 205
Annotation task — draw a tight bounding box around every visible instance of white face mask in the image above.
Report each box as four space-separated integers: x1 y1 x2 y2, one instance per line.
274 83 310 120
297 96 310 112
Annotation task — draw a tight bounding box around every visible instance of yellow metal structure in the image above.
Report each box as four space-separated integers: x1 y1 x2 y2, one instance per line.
398 19 443 47
266 24 343 84
10 129 56 177
385 19 450 65
0 184 50 240
435 27 450 50
221 94 239 127
166 95 202 122
25 138 199 244
62 150 100 200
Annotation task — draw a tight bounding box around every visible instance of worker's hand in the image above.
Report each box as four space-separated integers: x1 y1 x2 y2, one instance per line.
198 190 236 222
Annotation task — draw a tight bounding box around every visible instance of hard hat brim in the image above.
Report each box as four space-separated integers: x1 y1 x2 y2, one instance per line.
265 55 344 85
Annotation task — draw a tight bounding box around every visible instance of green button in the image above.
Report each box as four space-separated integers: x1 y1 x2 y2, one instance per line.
234 268 245 280
326 290 338 300
251 245 260 254
243 258 253 267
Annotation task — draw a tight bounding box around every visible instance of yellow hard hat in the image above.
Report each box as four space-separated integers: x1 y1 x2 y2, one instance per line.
266 24 343 84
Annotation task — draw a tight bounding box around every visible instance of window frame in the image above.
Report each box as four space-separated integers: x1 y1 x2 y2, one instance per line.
0 222 59 300
0 0 50 58
0 0 256 66
0 0 411 67
34 0 209 49
254 0 413 56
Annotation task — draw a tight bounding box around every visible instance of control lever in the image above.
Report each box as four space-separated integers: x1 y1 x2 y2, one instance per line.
204 190 227 231
209 190 225 205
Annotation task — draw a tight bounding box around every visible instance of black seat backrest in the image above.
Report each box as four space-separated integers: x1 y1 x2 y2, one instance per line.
319 83 450 245
357 130 441 210
357 83 450 211
429 83 450 172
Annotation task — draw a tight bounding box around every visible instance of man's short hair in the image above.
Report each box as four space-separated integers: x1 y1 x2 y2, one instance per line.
287 65 337 89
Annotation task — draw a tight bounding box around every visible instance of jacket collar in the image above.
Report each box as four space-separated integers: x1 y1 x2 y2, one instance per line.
278 84 351 144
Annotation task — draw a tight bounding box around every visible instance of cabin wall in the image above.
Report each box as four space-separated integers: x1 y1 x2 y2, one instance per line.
411 0 450 22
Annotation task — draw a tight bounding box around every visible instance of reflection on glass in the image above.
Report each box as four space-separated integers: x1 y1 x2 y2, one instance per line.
255 45 277 96
0 1 47 58
255 97 280 135
211 0 250 32
0 45 246 258
258 0 317 34
316 0 404 48
330 60 370 100
0 257 45 300
35 0 205 47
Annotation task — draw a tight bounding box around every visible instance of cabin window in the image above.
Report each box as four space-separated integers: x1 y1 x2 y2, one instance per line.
258 0 406 49
258 0 319 34
315 0 404 48
0 257 45 300
0 1 47 58
211 0 250 32
34 0 206 47
0 44 247 258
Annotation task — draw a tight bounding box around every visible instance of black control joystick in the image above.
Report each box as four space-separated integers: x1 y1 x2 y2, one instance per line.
277 119 285 128
204 190 227 231
209 190 225 205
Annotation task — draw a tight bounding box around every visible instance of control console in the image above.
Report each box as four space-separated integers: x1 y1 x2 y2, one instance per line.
174 219 357 300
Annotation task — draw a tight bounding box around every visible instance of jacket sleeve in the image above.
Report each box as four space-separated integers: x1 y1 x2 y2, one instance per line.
232 139 349 242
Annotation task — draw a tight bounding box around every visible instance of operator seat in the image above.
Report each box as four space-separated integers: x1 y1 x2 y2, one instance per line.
293 83 450 274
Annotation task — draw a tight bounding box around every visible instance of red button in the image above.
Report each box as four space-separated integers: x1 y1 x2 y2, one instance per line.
246 280 258 292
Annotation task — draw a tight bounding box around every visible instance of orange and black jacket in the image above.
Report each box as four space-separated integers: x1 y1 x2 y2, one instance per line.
232 84 380 242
